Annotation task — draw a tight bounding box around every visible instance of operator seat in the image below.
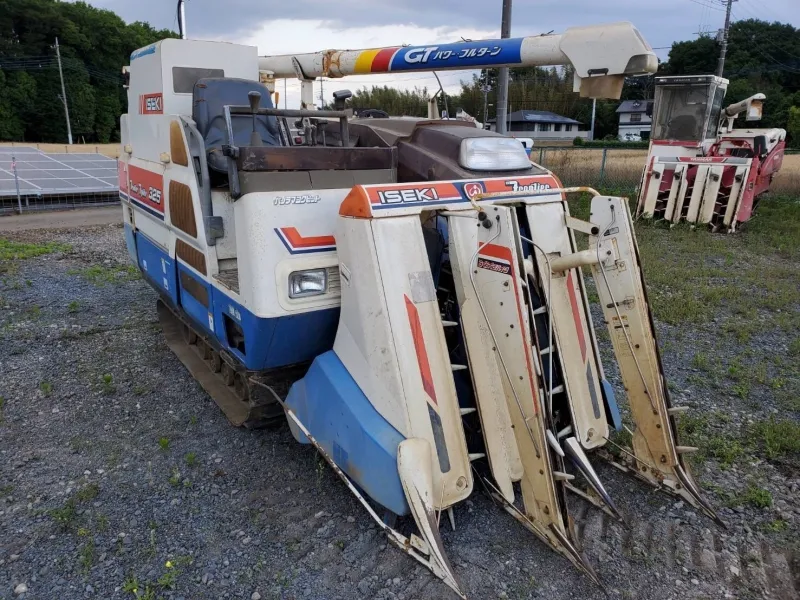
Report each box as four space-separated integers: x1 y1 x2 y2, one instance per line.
192 77 282 174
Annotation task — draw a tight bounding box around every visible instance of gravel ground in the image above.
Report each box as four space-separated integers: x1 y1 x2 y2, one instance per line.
1 222 798 600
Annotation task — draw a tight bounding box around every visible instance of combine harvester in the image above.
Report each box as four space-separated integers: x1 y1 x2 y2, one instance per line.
636 75 787 232
119 23 721 597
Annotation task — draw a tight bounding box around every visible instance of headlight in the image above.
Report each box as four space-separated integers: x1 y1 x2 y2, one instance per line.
289 269 327 298
458 137 531 171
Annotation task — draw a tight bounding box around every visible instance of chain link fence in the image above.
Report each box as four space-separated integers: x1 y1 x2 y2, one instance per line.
533 147 645 194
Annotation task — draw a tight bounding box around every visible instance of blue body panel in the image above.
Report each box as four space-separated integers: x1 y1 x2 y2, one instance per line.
123 222 137 264
601 379 623 431
177 263 215 334
286 351 409 516
209 288 338 371
137 231 178 305
128 226 338 371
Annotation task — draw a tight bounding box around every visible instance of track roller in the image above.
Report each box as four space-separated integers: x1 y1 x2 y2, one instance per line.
156 299 285 429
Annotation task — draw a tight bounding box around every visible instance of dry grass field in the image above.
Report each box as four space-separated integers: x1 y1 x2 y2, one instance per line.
0 142 120 158
538 147 800 194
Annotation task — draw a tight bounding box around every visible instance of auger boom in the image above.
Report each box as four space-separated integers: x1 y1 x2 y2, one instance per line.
118 23 722 598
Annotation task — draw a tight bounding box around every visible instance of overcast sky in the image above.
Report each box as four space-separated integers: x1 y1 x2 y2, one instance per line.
83 0 798 108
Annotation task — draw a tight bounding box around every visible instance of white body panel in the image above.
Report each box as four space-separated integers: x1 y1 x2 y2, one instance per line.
233 190 343 317
525 201 608 449
449 214 523 501
127 40 257 164
334 215 473 508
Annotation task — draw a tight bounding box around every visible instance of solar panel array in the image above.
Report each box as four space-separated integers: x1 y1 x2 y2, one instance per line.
0 146 118 197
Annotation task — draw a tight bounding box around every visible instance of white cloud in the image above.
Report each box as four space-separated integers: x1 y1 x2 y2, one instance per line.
239 19 500 109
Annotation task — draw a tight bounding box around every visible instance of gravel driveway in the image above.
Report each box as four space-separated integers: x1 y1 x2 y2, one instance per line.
1 220 797 600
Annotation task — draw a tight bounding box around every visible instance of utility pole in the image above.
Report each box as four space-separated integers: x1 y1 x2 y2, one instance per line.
178 0 187 39
495 0 512 135
319 78 324 108
481 71 491 129
54 37 73 145
589 98 597 141
716 0 737 77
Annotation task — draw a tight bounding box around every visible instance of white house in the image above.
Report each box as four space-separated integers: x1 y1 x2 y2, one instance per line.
616 99 653 141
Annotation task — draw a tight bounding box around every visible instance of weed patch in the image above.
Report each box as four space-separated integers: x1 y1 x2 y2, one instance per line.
0 239 70 262
751 417 800 461
69 264 140 286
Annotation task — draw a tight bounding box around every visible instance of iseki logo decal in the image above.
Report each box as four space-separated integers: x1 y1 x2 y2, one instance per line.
139 93 163 115
463 182 484 199
504 180 552 192
377 187 440 204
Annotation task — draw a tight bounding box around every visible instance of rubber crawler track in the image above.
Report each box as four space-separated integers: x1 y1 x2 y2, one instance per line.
157 299 290 429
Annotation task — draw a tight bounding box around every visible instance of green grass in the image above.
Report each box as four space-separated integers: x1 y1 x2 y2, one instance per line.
0 238 70 263
763 518 789 532
50 499 78 530
67 300 80 313
39 380 53 396
751 417 800 460
79 538 96 573
101 373 115 394
730 484 773 509
0 396 6 424
705 435 746 469
184 452 197 467
158 437 170 451
69 264 140 286
75 483 99 503
691 352 710 371
607 195 800 328
740 195 800 259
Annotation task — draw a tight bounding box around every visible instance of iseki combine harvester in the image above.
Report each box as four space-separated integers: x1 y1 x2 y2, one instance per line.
635 75 787 232
118 22 724 597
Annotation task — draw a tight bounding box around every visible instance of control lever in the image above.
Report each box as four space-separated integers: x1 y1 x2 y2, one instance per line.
248 91 262 147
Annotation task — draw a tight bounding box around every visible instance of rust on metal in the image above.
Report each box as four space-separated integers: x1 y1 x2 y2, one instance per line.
237 146 396 172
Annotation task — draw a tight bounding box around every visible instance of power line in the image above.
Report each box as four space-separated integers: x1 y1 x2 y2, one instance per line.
687 0 724 11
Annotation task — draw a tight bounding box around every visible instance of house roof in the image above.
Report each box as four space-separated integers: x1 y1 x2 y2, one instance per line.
616 99 653 114
488 110 582 125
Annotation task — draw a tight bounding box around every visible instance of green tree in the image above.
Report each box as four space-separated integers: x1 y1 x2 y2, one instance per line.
788 106 800 148
0 0 176 142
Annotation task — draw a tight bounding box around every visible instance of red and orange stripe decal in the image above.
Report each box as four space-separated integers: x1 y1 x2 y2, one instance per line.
353 47 401 73
405 295 437 405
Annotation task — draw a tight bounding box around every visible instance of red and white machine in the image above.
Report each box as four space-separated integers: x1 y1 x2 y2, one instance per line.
636 75 786 231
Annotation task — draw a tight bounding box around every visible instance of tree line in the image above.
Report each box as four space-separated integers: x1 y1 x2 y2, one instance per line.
0 0 175 143
0 5 798 144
